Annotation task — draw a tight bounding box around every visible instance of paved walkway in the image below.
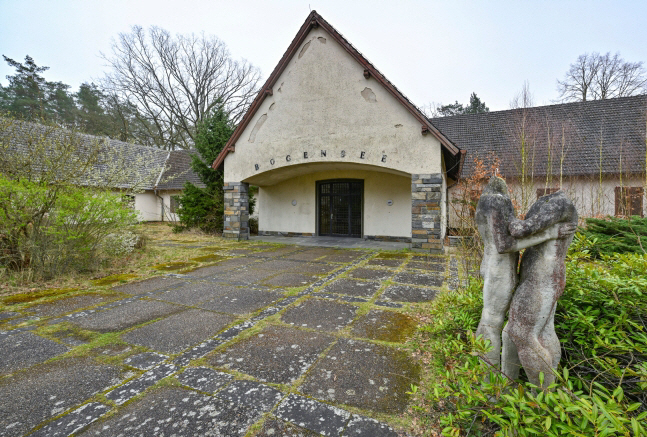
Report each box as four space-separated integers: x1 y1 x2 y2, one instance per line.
0 244 449 437
251 235 410 250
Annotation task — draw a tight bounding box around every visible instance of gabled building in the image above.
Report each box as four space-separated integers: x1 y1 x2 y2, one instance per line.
213 11 646 251
213 11 463 251
432 95 647 225
1 119 204 222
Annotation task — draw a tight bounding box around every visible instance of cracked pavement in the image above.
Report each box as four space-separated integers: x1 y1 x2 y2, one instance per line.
0 243 449 437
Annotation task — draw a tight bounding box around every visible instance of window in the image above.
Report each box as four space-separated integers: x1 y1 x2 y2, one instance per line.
615 187 644 217
170 195 180 214
536 187 559 199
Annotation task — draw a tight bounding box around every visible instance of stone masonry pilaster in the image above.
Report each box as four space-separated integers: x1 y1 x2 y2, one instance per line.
223 182 249 240
411 173 443 253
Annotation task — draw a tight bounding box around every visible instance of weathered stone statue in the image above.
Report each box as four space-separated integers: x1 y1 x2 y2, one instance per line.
505 190 578 388
474 176 576 388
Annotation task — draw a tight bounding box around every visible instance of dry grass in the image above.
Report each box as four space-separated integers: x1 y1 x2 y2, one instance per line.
0 222 270 300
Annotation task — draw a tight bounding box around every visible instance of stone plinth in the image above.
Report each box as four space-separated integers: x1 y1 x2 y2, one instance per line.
223 182 249 240
411 173 443 253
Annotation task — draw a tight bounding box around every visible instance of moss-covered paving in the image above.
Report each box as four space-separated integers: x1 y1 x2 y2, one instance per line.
0 240 450 437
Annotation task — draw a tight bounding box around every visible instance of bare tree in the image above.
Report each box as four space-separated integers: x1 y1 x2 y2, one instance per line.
100 26 261 150
557 52 647 102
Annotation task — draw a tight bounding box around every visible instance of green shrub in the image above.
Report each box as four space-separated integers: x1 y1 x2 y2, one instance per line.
415 236 647 436
0 175 138 280
580 216 647 257
249 217 258 235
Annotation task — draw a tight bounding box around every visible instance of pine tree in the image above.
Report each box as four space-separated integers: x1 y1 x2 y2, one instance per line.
175 105 234 233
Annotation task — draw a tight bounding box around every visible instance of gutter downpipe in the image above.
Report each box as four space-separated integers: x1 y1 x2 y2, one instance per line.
154 152 171 222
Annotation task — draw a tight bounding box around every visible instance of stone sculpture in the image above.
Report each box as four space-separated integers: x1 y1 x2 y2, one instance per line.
474 176 577 388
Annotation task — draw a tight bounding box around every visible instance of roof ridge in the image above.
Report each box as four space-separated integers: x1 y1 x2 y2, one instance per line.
430 94 647 122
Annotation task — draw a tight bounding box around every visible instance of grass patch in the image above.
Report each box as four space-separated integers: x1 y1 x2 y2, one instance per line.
198 246 225 252
91 274 138 286
190 254 226 263
2 287 79 305
375 252 409 259
152 262 196 271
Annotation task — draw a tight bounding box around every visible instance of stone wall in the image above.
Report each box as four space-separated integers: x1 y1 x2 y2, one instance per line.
411 173 443 252
223 182 249 240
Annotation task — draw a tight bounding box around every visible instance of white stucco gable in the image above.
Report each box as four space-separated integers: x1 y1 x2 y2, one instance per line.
217 11 461 185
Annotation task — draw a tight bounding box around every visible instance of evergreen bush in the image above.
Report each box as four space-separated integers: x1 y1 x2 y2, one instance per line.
174 106 233 234
580 216 647 257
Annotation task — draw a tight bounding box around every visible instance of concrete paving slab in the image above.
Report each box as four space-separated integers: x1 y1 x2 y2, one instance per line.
254 259 308 271
25 293 121 317
347 268 393 281
105 363 177 405
297 263 340 275
176 366 233 393
366 258 404 268
92 343 132 357
380 285 438 302
350 310 417 343
111 276 184 294
283 250 332 261
0 311 20 321
282 299 359 332
216 380 283 412
251 235 408 250
81 387 261 437
28 402 110 437
184 260 257 278
300 339 420 414
321 279 382 298
219 268 282 285
124 352 168 370
152 281 236 305
122 309 235 354
251 246 302 258
251 417 321 437
0 357 124 437
209 325 334 384
406 260 446 272
263 273 319 287
374 301 403 308
392 271 444 287
343 416 401 437
0 331 68 374
276 394 351 437
320 252 365 263
72 299 183 332
313 292 368 303
199 288 285 315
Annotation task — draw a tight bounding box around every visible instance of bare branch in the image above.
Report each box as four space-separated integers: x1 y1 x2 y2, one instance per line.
99 26 261 150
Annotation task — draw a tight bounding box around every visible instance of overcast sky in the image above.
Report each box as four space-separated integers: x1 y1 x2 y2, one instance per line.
1 0 646 112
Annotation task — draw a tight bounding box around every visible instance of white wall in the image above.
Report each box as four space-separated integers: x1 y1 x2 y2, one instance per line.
447 176 646 228
134 190 182 222
258 169 411 238
224 26 442 184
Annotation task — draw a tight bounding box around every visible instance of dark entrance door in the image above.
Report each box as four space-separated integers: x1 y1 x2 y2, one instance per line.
318 180 363 237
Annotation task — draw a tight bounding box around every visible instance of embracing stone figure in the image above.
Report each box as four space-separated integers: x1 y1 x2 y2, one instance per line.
474 176 577 389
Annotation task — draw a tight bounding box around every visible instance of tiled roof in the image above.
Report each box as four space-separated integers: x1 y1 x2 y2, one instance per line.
156 150 205 190
1 120 204 190
431 95 647 179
